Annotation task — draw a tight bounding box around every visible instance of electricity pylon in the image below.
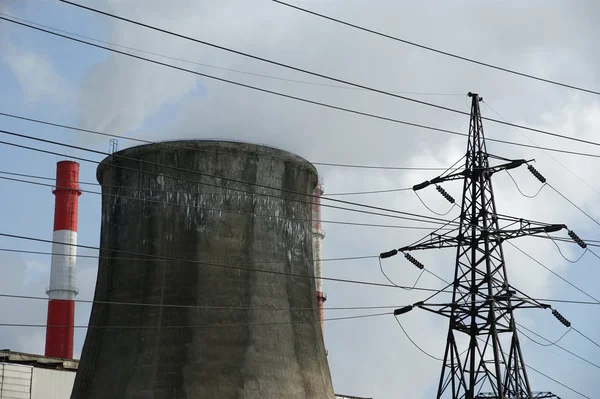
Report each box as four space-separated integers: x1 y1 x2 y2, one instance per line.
382 92 573 398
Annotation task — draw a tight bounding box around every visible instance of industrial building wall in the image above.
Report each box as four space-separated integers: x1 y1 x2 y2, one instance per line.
31 368 75 399
0 363 75 399
0 363 32 399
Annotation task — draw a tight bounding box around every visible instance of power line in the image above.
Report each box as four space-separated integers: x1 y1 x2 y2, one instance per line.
1 246 595 309
517 324 600 370
0 12 463 98
325 187 412 196
0 172 452 231
545 234 588 264
378 257 425 292
0 132 458 227
0 247 379 264
484 101 600 199
0 292 403 312
0 168 415 197
0 111 453 173
474 336 592 399
572 327 600 351
0 163 452 230
394 316 443 361
506 170 546 198
272 0 600 97
547 182 600 227
516 323 572 347
413 190 457 216
506 241 598 303
4 108 600 164
0 312 391 330
48 4 600 149
0 231 455 294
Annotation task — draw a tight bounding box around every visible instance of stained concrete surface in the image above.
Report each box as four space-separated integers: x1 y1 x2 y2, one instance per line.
71 141 334 399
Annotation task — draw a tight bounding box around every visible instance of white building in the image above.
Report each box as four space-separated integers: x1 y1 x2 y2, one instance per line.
0 350 371 399
0 350 77 399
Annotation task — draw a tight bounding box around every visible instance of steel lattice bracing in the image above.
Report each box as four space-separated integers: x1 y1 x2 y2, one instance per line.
390 93 561 399
433 92 531 398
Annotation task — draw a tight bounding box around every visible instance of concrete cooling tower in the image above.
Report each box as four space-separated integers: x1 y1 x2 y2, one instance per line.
71 140 335 399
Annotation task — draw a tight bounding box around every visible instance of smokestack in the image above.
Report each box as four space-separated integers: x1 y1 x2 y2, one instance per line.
45 161 81 359
312 180 326 335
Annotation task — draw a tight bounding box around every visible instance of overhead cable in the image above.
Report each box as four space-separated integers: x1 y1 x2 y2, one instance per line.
0 12 463 98
414 190 457 216
485 101 600 199
475 336 592 399
572 327 600 351
517 325 600 370
506 170 546 198
516 323 572 347
4 107 600 162
0 231 455 294
394 316 443 361
0 292 403 312
0 312 391 330
272 0 600 97
506 241 599 304
545 233 588 264
0 166 453 229
0 247 379 265
5 14 600 155
0 129 459 227
43 5 600 149
547 182 600 227
378 257 425 291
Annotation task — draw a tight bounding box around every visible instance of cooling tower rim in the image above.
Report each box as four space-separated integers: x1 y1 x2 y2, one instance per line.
97 139 318 185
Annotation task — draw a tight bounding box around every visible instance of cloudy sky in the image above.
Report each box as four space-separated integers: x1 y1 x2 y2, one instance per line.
2 0 600 397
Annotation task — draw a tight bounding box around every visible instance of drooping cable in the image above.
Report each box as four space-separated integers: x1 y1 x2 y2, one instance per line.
545 233 588 264
516 323 572 347
5 12 600 151
414 190 456 216
506 169 546 198
272 0 600 98
393 316 443 361
378 257 424 291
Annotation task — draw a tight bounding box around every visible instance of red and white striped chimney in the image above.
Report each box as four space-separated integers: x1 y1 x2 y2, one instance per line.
312 181 326 335
45 161 81 359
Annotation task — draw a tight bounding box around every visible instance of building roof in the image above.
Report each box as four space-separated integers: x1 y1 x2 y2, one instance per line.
0 350 79 371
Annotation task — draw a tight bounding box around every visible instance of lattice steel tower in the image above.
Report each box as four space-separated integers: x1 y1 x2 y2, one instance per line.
383 93 570 398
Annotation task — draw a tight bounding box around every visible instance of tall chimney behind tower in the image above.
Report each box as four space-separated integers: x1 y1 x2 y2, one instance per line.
45 161 81 359
312 180 326 335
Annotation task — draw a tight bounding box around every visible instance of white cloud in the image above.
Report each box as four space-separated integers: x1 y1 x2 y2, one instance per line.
2 42 74 105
